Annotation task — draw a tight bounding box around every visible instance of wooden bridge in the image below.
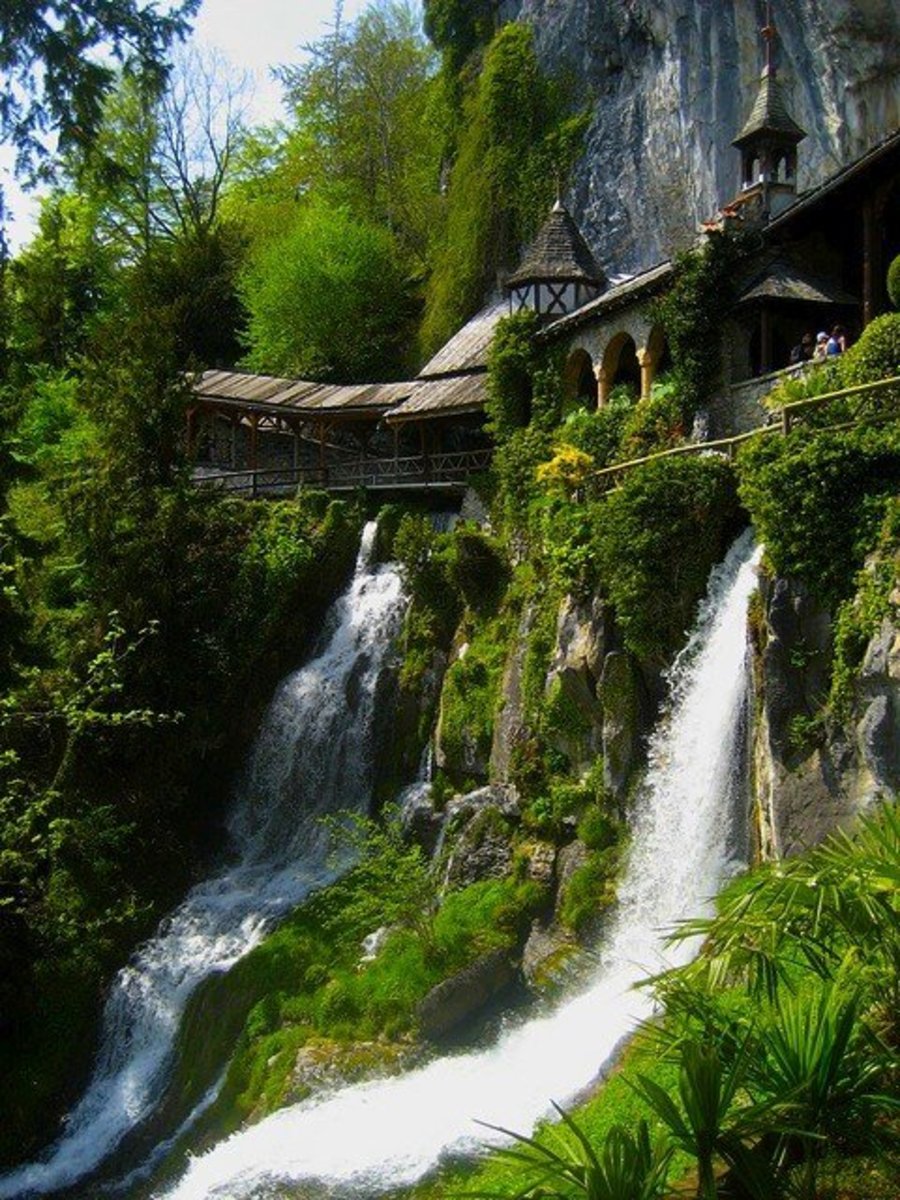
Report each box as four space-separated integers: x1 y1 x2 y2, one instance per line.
191 375 899 500
192 447 494 498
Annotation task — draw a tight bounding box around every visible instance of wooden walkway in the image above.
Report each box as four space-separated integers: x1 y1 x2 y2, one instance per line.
193 447 493 498
587 374 900 494
191 375 899 500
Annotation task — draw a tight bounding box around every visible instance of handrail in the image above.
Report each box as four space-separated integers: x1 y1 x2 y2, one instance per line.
192 447 493 497
586 374 900 491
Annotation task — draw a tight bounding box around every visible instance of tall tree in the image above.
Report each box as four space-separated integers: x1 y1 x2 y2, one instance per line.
277 2 444 266
0 0 199 177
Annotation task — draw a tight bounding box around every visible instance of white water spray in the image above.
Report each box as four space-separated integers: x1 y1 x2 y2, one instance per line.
161 530 762 1200
0 524 404 1200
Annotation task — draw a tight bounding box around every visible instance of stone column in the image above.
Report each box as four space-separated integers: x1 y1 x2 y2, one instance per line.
637 347 653 400
594 364 610 409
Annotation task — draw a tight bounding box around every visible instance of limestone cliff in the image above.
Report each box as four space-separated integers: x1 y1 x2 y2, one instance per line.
752 570 900 859
505 0 900 273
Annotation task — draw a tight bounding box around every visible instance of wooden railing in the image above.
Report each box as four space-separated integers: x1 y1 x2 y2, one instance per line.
587 374 900 494
192 447 493 497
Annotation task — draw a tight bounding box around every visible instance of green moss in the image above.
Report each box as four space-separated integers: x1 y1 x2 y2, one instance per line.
439 611 512 786
558 842 624 934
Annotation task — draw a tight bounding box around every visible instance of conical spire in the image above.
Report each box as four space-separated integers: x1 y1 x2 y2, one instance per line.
507 202 605 288
733 2 805 149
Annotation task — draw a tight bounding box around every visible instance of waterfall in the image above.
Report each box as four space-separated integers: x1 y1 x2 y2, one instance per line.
159 530 763 1200
0 523 405 1200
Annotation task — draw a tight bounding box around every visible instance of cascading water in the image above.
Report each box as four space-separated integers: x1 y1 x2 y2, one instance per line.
0 523 405 1200
159 530 763 1200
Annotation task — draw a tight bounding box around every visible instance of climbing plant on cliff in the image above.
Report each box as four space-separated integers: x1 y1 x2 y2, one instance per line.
421 23 588 355
651 229 753 419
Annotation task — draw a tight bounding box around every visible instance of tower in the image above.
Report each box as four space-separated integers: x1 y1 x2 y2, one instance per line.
732 2 806 220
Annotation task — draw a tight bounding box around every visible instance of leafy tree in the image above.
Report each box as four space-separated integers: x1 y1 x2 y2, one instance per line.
423 0 495 75
239 200 415 381
6 191 111 374
0 0 198 176
76 50 249 262
278 2 444 267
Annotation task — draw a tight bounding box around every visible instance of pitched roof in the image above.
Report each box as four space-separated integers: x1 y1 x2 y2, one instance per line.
506 201 606 288
733 68 806 148
386 373 488 423
538 260 673 340
735 258 858 306
192 369 412 417
418 300 507 378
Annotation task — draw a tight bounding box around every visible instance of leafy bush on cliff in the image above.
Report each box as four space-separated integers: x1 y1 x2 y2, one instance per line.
887 253 900 310
738 424 900 606
595 455 740 662
840 311 900 393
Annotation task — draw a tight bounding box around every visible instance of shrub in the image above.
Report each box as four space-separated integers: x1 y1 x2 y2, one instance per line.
595 455 740 661
448 527 509 616
887 253 900 310
738 424 900 606
840 312 900 404
485 312 541 439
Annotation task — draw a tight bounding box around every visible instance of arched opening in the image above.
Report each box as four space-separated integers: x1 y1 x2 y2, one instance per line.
562 347 598 412
645 325 673 395
602 332 641 403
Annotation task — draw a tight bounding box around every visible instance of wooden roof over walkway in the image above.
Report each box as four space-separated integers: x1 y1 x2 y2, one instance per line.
191 300 505 426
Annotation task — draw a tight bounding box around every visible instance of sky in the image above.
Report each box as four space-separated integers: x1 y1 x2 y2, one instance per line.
1 0 383 250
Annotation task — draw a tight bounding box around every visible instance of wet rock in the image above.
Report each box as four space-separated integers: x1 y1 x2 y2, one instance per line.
399 782 444 857
542 595 607 772
554 839 590 920
286 1039 415 1105
521 919 577 989
490 605 534 783
521 840 557 887
441 802 516 889
417 950 516 1039
600 651 642 798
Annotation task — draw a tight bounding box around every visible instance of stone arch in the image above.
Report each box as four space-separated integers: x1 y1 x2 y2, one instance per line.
640 324 673 398
599 331 641 405
562 347 598 411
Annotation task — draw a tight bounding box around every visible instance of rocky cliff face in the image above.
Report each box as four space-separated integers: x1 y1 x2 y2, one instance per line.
752 571 900 859
507 0 900 274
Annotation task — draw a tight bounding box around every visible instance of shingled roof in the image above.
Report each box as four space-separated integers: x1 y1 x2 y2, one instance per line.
506 201 606 288
733 67 806 148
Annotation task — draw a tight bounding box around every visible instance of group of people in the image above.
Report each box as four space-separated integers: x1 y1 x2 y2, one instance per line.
790 324 848 365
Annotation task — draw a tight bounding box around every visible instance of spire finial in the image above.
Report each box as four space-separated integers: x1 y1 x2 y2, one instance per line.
761 0 776 74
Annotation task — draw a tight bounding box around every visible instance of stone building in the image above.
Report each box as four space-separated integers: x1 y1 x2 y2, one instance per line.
189 14 899 478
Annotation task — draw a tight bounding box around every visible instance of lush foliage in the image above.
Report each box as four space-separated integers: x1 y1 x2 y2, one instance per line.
840 310 900 392
239 201 416 381
738 423 900 606
0 0 198 174
887 253 900 310
596 456 740 661
407 804 899 1200
421 24 587 354
650 231 752 416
